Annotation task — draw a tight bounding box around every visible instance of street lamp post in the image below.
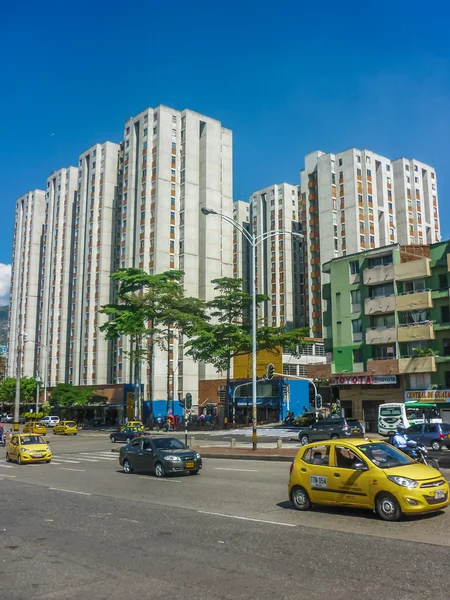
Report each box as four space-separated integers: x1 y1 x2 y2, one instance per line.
201 207 303 449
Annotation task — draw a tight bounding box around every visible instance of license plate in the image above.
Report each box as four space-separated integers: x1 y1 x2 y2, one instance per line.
434 490 445 500
310 475 327 488
185 462 195 469
34 454 42 458
353 429 359 433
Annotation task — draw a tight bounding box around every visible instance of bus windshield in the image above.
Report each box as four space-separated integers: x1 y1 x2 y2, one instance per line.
380 406 402 417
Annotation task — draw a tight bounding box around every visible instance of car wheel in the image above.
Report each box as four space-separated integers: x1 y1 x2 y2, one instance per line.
53 430 56 435
126 437 131 444
111 437 116 443
375 493 402 522
191 469 200 475
46 460 51 464
291 486 312 511
6 453 10 462
155 462 166 478
330 434 339 440
299 434 309 446
122 459 133 474
17 455 22 465
431 440 442 451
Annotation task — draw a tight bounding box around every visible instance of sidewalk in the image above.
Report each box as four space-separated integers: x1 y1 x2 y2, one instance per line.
191 446 297 462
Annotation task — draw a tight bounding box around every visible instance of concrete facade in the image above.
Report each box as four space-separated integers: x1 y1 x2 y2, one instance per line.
300 149 439 338
8 190 46 378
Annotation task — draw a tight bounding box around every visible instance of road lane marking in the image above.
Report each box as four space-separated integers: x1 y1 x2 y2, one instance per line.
214 467 259 472
77 454 115 460
0 464 17 469
118 518 140 523
58 468 86 472
50 457 81 464
138 476 182 483
49 488 91 496
197 510 296 527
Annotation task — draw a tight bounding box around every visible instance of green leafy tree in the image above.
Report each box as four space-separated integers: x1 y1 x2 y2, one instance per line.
100 269 205 422
0 377 39 404
184 278 308 418
49 383 94 407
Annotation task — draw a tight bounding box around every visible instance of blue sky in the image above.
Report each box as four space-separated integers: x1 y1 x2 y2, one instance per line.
1 0 449 301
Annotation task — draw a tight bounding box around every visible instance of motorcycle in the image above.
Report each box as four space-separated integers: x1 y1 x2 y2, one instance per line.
388 435 440 470
0 432 6 447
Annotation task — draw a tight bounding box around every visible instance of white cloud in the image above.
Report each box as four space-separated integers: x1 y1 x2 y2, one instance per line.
0 264 11 306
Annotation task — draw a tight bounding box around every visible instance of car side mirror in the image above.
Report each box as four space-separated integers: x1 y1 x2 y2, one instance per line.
145 448 153 453
352 461 368 471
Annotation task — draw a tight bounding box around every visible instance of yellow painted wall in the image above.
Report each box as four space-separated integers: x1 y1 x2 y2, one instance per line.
233 348 283 379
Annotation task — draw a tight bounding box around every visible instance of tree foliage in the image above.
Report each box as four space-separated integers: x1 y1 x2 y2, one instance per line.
0 377 39 403
184 278 308 373
49 383 94 407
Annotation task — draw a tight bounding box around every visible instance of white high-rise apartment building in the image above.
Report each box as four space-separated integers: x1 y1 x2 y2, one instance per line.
300 149 440 337
69 141 120 386
242 184 303 328
37 167 78 386
7 190 46 378
232 200 250 283
117 105 233 405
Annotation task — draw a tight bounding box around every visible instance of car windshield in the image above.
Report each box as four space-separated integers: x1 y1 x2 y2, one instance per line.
358 443 414 468
65 422 76 427
346 419 361 426
20 436 46 445
153 438 186 451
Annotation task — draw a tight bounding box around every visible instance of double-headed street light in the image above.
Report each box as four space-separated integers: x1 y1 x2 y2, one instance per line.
201 206 303 450
14 337 48 431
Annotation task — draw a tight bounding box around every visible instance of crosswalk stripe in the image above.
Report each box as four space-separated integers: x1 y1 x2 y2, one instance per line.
50 458 81 464
77 453 115 461
0 464 16 469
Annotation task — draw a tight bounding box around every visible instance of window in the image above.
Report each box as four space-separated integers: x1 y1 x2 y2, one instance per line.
371 282 394 298
375 345 396 359
356 155 361 163
353 348 363 363
143 128 148 137
357 168 362 177
371 313 395 329
351 289 361 305
445 372 450 388
303 445 330 466
350 261 360 275
367 169 372 177
386 164 391 172
335 447 365 470
368 195 373 204
369 254 393 268
439 274 448 290
441 306 450 323
443 339 450 357
352 319 362 333
338 158 343 166
403 279 425 293
360 234 365 244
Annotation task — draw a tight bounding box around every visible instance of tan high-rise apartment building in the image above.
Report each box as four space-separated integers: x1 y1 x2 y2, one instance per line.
37 167 78 386
117 105 233 405
238 184 303 328
69 141 121 386
7 190 46 377
301 149 439 337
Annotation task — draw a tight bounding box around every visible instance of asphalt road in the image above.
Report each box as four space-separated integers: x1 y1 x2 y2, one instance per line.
1 433 450 599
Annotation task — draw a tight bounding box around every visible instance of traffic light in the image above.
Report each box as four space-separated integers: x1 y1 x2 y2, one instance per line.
266 363 275 380
185 393 192 410
179 397 185 408
316 394 323 410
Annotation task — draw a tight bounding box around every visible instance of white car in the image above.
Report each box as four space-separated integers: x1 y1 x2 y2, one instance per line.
40 416 60 428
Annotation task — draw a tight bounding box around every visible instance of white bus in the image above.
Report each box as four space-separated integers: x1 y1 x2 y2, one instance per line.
378 401 442 436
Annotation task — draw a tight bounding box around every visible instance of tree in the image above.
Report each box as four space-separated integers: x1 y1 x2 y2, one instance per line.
0 377 39 404
184 278 308 418
49 383 94 407
100 269 205 422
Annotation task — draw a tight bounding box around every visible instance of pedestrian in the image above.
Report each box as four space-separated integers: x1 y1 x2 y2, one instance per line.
157 415 162 431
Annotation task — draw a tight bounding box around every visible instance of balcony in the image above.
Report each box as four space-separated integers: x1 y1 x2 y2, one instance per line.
397 322 434 342
363 264 394 285
394 257 431 281
365 327 397 345
366 358 399 375
396 290 432 312
398 356 436 374
364 295 396 315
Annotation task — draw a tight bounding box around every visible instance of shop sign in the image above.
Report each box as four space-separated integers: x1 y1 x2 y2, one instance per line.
405 390 450 402
330 375 397 386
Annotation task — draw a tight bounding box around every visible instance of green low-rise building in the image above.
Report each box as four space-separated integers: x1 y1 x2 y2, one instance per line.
309 241 450 431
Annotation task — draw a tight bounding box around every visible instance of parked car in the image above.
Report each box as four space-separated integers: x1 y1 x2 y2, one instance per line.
40 416 60 428
298 417 364 445
294 412 318 427
1 414 13 423
406 423 450 451
119 436 202 477
110 426 148 443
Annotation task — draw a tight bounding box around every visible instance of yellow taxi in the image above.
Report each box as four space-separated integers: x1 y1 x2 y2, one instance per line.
288 438 449 521
53 420 78 435
6 433 52 464
23 421 47 435
122 421 144 431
